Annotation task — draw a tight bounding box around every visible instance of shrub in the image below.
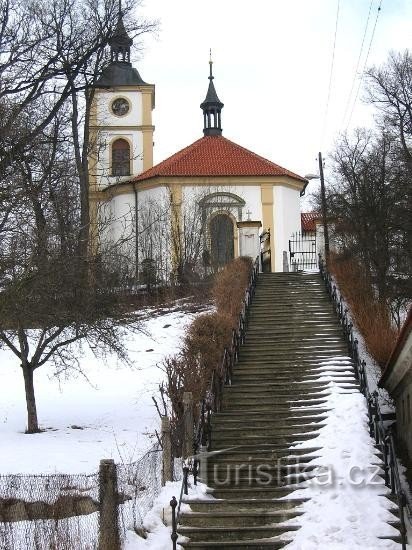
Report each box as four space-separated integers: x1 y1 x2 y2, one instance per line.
159 258 253 453
329 253 398 367
213 256 253 324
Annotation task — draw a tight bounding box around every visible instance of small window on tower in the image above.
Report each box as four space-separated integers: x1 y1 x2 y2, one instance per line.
111 139 130 176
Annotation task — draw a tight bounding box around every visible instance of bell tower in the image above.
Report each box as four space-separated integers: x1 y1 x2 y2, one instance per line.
88 5 155 191
200 52 224 136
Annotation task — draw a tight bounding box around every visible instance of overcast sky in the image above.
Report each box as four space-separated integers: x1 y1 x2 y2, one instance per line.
135 0 412 184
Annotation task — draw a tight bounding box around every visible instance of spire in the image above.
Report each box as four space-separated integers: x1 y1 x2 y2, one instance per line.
200 50 224 136
109 1 133 64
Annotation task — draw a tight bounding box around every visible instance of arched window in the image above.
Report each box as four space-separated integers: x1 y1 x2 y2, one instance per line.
210 213 234 267
111 138 130 176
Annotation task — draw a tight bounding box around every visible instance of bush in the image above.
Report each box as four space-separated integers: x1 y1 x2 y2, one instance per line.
329 253 398 367
159 258 253 453
213 256 253 324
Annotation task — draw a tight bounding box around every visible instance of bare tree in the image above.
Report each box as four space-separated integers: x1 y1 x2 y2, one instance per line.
0 0 157 432
0 108 143 433
0 0 157 257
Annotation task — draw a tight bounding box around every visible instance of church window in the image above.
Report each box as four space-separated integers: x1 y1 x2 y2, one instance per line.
111 139 130 176
111 97 130 117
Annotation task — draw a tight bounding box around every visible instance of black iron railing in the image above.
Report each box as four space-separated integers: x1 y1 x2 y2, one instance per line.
319 256 409 549
170 257 260 549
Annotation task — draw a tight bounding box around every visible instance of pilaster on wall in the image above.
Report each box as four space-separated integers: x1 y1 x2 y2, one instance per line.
260 183 275 272
141 89 155 171
169 183 183 272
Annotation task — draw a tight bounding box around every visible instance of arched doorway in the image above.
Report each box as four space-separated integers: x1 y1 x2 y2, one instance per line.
210 213 234 268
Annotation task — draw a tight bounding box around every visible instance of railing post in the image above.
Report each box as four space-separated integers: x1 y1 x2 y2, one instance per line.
98 459 121 550
161 416 173 485
182 392 194 461
183 464 189 495
170 496 178 550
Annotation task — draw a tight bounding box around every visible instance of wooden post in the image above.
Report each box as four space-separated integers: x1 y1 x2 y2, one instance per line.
162 416 173 485
98 459 120 550
183 392 194 460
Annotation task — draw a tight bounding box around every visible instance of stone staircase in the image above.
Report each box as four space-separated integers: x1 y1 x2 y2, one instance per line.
177 272 400 549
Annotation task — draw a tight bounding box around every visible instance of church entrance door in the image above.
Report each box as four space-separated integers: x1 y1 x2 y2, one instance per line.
210 214 234 268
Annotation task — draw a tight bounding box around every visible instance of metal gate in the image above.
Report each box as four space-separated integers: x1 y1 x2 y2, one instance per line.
289 231 317 270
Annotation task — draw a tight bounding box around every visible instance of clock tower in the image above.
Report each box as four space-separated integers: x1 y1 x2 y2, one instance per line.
88 8 155 192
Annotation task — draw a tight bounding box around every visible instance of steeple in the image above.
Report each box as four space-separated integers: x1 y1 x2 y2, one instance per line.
200 51 224 136
109 1 133 64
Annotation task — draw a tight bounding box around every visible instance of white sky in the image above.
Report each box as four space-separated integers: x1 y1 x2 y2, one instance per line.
135 0 412 180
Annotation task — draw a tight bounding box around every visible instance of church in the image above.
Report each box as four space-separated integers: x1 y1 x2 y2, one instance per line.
88 12 308 280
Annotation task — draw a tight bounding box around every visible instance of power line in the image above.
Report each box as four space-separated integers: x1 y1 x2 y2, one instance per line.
345 0 383 131
321 0 341 148
341 0 374 129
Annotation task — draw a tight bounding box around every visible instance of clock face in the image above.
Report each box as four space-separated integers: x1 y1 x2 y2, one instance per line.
111 97 130 116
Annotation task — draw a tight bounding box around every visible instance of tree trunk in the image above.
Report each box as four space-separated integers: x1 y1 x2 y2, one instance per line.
22 365 39 433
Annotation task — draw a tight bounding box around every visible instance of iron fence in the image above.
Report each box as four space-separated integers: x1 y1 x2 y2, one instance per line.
289 230 317 270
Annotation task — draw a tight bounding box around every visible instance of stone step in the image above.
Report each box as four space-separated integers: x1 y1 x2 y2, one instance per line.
221 399 328 411
213 410 329 420
235 361 353 368
206 486 304 499
239 346 348 354
204 463 319 480
179 509 303 528
211 425 323 440
244 332 343 339
222 391 329 404
248 315 336 321
199 472 316 488
183 497 309 513
204 445 322 461
223 383 329 394
210 433 320 449
235 364 353 372
206 455 321 469
243 336 344 344
212 414 328 425
232 374 354 383
180 539 292 549
177 524 300 542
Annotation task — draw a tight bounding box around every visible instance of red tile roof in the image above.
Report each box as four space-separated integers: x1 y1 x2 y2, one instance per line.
133 135 306 183
301 212 320 232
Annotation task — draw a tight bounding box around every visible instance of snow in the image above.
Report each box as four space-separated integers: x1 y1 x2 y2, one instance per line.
283 359 407 549
0 308 196 475
123 478 211 550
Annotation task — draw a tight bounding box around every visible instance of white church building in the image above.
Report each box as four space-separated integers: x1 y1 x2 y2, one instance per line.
88 12 308 280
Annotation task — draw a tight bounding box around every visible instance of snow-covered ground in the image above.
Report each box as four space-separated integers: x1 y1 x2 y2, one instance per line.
284 357 406 550
0 308 196 475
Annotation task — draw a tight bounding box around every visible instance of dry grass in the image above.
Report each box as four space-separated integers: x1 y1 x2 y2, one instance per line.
329 254 398 368
213 256 253 324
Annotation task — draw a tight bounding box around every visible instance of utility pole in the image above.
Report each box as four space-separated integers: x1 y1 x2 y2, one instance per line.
318 152 330 262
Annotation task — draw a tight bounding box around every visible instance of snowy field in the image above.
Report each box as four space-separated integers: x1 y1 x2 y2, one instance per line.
0 307 196 475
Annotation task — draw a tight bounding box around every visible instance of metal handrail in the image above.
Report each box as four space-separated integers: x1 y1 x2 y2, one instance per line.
319 256 408 550
170 257 260 547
